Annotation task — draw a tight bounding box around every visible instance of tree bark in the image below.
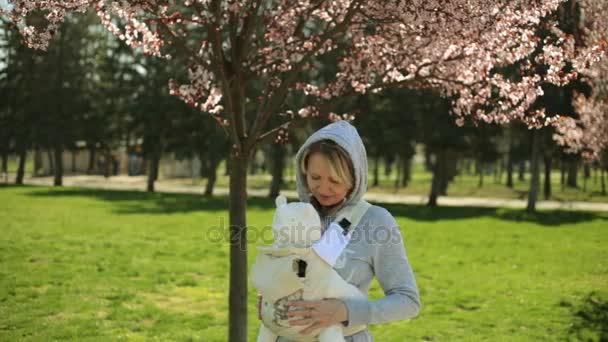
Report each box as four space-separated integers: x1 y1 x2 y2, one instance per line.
602 168 606 196
518 161 526 182
372 153 379 187
583 164 590 192
268 143 286 198
16 149 26 185
228 149 249 342
560 160 565 191
478 160 484 188
147 153 160 192
88 145 96 174
47 149 55 175
71 150 77 173
204 157 220 197
428 150 446 207
401 157 411 188
53 145 63 186
567 160 578 188
543 155 552 200
394 155 401 189
1 152 7 174
506 150 514 188
527 131 540 213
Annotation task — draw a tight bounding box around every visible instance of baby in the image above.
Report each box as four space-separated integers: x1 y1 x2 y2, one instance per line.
251 195 368 342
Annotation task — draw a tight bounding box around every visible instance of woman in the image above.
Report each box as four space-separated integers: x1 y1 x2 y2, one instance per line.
258 120 421 341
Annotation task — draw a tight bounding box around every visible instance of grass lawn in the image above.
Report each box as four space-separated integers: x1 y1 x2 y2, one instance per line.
1 185 607 341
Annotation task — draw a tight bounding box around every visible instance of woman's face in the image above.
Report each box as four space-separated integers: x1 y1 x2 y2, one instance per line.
305 152 352 207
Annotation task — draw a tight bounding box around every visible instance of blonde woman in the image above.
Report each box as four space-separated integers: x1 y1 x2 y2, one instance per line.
258 120 421 341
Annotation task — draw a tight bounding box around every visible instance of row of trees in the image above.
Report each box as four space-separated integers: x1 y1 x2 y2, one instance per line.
2 1 606 340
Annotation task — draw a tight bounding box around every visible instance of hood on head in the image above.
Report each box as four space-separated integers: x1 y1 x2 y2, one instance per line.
294 120 368 209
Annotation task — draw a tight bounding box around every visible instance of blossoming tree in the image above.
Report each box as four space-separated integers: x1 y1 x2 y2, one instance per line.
2 0 606 340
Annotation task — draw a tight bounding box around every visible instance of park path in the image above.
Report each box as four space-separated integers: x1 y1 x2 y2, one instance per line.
6 174 608 212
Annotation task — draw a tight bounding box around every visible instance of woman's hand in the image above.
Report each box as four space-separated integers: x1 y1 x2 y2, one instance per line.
257 293 263 320
287 299 348 335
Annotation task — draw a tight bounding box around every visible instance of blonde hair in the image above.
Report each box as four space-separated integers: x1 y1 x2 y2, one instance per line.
300 140 355 191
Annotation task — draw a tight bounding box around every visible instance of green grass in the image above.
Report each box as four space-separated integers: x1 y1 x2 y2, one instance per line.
1 185 607 341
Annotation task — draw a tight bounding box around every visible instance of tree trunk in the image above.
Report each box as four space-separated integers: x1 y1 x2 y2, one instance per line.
1 152 7 174
560 160 565 191
147 154 160 192
228 149 249 342
204 157 219 197
567 161 578 188
53 145 63 186
518 161 526 182
478 160 484 188
394 155 401 189
527 131 540 213
47 149 55 175
401 157 411 188
428 150 446 207
71 150 77 173
268 143 286 198
372 153 379 187
601 168 606 196
543 155 552 200
16 149 26 185
506 151 514 188
104 150 112 179
88 145 96 174
583 164 590 192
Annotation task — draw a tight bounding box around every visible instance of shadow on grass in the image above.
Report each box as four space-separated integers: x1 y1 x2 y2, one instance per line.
373 201 608 226
562 291 608 341
4 184 607 224
13 185 276 215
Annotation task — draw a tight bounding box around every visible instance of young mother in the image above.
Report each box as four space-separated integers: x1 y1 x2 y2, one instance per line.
258 120 421 341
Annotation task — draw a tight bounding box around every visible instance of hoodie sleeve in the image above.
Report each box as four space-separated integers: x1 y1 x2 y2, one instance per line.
342 207 421 327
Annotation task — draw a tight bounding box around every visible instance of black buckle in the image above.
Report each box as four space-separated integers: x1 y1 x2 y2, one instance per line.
338 218 351 236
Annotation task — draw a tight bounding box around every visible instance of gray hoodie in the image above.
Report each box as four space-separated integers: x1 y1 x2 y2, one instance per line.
276 121 421 342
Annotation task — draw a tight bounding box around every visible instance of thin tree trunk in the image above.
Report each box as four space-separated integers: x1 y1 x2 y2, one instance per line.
1 152 7 174
527 131 540 212
16 149 26 185
71 150 77 173
583 164 590 192
543 155 552 200
228 149 249 342
88 145 96 174
567 161 578 188
428 150 445 207
518 161 526 182
560 160 565 191
268 143 286 198
478 160 484 188
394 155 401 189
373 153 379 187
147 153 160 192
53 145 63 186
402 157 411 188
204 157 219 197
601 168 606 196
47 149 55 175
104 150 112 178
507 150 514 188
